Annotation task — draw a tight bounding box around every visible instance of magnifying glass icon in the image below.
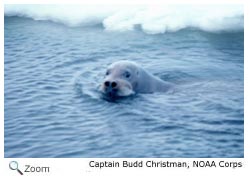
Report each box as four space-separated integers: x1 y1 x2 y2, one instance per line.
9 161 23 175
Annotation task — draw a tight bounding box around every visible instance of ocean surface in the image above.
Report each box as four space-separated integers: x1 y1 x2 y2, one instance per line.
4 6 244 158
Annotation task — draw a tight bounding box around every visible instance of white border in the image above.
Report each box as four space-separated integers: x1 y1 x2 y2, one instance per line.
1 0 248 5
1 0 248 178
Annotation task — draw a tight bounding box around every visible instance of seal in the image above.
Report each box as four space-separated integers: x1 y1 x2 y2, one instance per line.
101 60 171 98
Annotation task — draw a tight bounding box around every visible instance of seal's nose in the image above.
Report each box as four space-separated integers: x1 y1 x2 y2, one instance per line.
111 81 117 88
103 80 118 98
104 81 117 88
104 81 110 87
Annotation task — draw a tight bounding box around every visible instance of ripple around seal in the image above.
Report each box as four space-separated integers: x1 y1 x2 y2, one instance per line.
4 16 243 158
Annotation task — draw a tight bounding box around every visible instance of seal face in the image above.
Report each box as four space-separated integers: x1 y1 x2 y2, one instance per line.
101 61 138 98
101 60 170 98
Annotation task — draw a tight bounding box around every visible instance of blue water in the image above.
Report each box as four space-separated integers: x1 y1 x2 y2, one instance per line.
4 16 244 158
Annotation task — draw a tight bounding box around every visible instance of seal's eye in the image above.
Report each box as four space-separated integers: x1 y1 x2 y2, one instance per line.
106 70 110 75
124 71 131 78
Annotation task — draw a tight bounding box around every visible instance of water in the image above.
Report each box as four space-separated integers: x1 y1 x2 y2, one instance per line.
4 16 243 158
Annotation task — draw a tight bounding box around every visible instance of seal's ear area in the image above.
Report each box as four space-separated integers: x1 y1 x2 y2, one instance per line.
134 82 138 89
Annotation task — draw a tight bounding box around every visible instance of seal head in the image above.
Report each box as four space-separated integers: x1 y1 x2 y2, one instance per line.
101 60 171 98
101 61 139 98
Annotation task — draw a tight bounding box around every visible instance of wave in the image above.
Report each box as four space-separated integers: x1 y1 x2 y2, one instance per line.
4 4 244 34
